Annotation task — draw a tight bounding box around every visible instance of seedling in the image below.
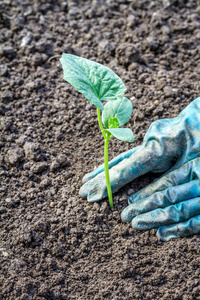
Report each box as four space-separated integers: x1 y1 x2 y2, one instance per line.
60 54 134 208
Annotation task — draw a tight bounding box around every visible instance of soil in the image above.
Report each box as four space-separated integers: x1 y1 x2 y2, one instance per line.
1 0 200 299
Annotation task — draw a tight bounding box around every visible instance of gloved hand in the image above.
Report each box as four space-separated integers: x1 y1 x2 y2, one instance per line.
80 97 200 240
121 157 200 241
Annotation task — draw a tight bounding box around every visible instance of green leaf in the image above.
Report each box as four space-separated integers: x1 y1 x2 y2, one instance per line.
60 54 126 110
108 117 119 129
104 128 134 142
102 97 133 128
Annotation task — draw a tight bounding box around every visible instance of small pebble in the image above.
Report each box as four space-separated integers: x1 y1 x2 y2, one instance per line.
164 86 174 97
40 177 51 188
7 148 24 165
154 100 159 106
5 198 12 203
31 162 47 174
23 142 37 160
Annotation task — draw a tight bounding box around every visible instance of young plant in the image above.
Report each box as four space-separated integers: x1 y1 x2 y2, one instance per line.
60 54 134 208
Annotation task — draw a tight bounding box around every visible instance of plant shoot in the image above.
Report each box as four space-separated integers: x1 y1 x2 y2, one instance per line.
60 54 134 208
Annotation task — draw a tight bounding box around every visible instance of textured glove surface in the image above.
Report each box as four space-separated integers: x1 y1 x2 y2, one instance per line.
121 157 200 241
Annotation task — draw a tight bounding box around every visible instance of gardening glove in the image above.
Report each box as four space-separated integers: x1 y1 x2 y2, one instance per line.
80 97 200 203
121 157 200 241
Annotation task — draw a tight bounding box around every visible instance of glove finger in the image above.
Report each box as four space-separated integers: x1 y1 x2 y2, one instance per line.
128 158 194 204
121 180 200 222
82 147 141 183
80 144 162 201
131 197 200 230
157 215 200 241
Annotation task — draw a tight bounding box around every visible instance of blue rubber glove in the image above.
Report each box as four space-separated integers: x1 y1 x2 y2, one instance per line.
121 157 200 241
80 97 200 240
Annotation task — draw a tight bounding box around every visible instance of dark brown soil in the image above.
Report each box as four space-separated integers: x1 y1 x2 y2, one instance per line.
1 0 200 299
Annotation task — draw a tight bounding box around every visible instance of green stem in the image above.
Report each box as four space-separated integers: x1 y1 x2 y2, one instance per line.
104 135 113 208
97 107 106 139
97 108 113 208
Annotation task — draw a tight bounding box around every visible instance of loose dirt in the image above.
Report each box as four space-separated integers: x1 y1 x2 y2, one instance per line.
1 0 200 299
